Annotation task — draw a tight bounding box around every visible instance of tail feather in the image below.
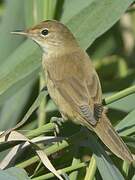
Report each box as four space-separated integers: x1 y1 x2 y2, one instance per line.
91 113 133 162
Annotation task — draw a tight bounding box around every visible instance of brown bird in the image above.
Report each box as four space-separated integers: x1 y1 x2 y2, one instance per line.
11 20 133 162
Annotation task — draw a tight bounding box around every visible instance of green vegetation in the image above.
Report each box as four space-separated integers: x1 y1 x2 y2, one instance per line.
0 0 135 179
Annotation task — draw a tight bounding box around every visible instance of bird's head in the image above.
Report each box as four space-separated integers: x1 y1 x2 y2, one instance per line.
12 20 78 54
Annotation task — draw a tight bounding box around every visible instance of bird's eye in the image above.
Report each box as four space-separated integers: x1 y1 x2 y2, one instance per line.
41 29 49 36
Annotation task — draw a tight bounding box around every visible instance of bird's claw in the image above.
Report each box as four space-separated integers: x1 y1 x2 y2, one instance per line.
50 117 64 135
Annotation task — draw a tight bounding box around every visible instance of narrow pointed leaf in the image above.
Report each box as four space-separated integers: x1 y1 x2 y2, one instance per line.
64 0 134 49
115 109 135 136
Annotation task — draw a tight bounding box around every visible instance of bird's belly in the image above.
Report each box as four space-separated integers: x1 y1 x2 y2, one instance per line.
47 77 75 120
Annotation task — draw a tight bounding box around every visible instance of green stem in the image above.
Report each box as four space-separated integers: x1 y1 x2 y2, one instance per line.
16 139 68 169
38 73 46 127
69 146 81 180
26 122 56 139
16 131 86 168
38 0 56 126
30 161 42 178
33 0 38 24
0 123 56 152
69 156 81 180
43 0 56 20
103 84 135 105
48 0 56 19
32 162 87 180
84 155 96 180
118 58 128 78
44 0 49 19
122 161 130 178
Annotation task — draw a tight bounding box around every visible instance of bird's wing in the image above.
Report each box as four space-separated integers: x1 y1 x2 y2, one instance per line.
86 70 102 104
54 76 97 125
48 50 102 125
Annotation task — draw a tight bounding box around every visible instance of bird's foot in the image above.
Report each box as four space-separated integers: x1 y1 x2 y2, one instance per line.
50 117 64 135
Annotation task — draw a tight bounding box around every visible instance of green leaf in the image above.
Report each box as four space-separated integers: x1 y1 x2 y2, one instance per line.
18 90 48 129
103 71 135 93
115 109 135 136
0 82 34 131
24 0 56 27
87 133 124 180
0 40 41 105
122 136 135 150
89 29 117 59
45 99 58 112
132 174 135 180
2 90 48 133
0 0 25 62
0 131 63 180
0 0 36 153
0 167 30 180
61 0 94 23
64 0 134 49
106 93 135 112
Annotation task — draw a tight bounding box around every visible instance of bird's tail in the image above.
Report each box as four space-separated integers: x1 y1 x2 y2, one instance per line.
91 113 133 163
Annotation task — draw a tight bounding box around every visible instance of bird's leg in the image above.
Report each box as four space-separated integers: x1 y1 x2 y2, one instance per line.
94 103 104 121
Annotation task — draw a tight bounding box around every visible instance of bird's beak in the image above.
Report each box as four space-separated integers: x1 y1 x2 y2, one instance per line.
11 30 28 36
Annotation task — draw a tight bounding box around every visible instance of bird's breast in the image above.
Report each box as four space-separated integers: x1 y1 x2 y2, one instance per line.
45 69 75 120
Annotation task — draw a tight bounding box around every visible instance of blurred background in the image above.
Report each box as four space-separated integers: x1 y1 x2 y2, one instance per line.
0 0 134 180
